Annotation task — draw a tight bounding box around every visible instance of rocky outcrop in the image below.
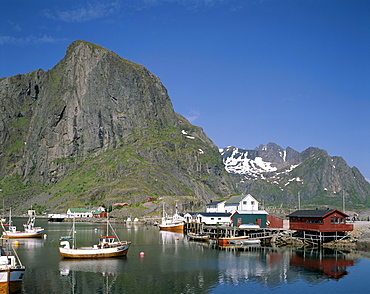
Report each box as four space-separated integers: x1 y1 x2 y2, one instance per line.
356 226 370 250
0 40 236 212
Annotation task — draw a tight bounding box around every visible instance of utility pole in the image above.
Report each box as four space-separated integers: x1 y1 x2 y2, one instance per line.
342 190 345 213
298 191 301 210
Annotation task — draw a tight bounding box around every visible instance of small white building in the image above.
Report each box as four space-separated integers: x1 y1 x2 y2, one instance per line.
196 212 232 226
206 200 226 213
224 194 259 212
206 194 260 214
67 208 93 218
183 212 197 223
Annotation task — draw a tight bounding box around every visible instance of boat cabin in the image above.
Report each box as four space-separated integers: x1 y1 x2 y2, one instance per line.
98 236 117 248
0 247 16 267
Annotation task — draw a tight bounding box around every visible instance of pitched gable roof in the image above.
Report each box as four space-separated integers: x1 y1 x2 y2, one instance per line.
69 208 91 213
197 212 232 217
287 209 349 218
225 195 245 205
206 200 225 207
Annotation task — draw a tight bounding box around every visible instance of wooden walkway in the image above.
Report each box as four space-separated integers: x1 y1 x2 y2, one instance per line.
184 223 285 242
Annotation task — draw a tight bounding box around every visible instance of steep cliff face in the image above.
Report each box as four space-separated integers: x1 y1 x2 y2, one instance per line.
21 41 182 183
0 40 235 211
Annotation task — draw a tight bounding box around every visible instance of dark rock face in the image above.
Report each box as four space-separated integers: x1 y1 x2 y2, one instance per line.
20 41 181 183
0 40 235 211
221 143 370 208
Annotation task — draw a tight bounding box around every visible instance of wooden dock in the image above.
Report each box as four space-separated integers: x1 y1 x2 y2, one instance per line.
184 222 284 244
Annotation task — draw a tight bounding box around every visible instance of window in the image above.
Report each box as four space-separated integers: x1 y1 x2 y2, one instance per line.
251 201 255 205
331 217 344 224
243 201 247 205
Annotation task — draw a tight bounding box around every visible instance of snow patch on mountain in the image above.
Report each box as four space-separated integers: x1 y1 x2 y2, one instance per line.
221 147 277 176
220 145 300 179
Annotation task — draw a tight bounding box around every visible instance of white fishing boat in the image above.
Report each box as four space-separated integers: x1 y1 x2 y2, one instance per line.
159 204 184 233
2 209 44 239
0 238 26 293
59 218 131 259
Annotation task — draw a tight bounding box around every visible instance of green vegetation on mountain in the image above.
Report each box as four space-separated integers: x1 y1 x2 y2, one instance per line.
0 40 368 216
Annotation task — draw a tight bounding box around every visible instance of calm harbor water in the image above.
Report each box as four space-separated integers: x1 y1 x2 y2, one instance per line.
8 218 370 294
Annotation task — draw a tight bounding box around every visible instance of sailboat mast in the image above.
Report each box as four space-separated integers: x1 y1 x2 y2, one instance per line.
72 217 76 249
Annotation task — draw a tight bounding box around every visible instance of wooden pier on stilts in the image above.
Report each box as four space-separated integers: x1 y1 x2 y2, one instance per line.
184 222 284 244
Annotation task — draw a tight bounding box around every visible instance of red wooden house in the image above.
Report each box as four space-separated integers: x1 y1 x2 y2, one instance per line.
92 211 107 218
287 209 353 232
286 209 353 243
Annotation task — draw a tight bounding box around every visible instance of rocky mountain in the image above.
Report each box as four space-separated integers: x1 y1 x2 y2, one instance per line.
0 40 235 214
1 40 368 216
220 143 370 210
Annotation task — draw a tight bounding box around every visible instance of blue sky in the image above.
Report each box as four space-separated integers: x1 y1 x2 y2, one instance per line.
1 0 369 181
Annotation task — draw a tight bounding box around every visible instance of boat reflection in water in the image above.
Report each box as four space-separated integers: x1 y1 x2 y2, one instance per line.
59 258 128 293
59 258 127 276
290 249 355 280
159 230 184 244
12 238 45 248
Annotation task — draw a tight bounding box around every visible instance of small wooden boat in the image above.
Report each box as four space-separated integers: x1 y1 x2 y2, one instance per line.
59 218 131 259
0 238 26 293
187 232 209 242
217 236 249 246
228 239 261 245
2 209 44 239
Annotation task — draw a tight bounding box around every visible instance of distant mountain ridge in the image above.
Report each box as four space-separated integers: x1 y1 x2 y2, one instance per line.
220 143 370 209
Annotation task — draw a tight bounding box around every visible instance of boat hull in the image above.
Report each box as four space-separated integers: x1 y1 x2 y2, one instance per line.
159 223 184 232
48 218 65 222
0 268 25 294
59 242 131 259
187 233 209 242
217 236 249 246
2 231 44 238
